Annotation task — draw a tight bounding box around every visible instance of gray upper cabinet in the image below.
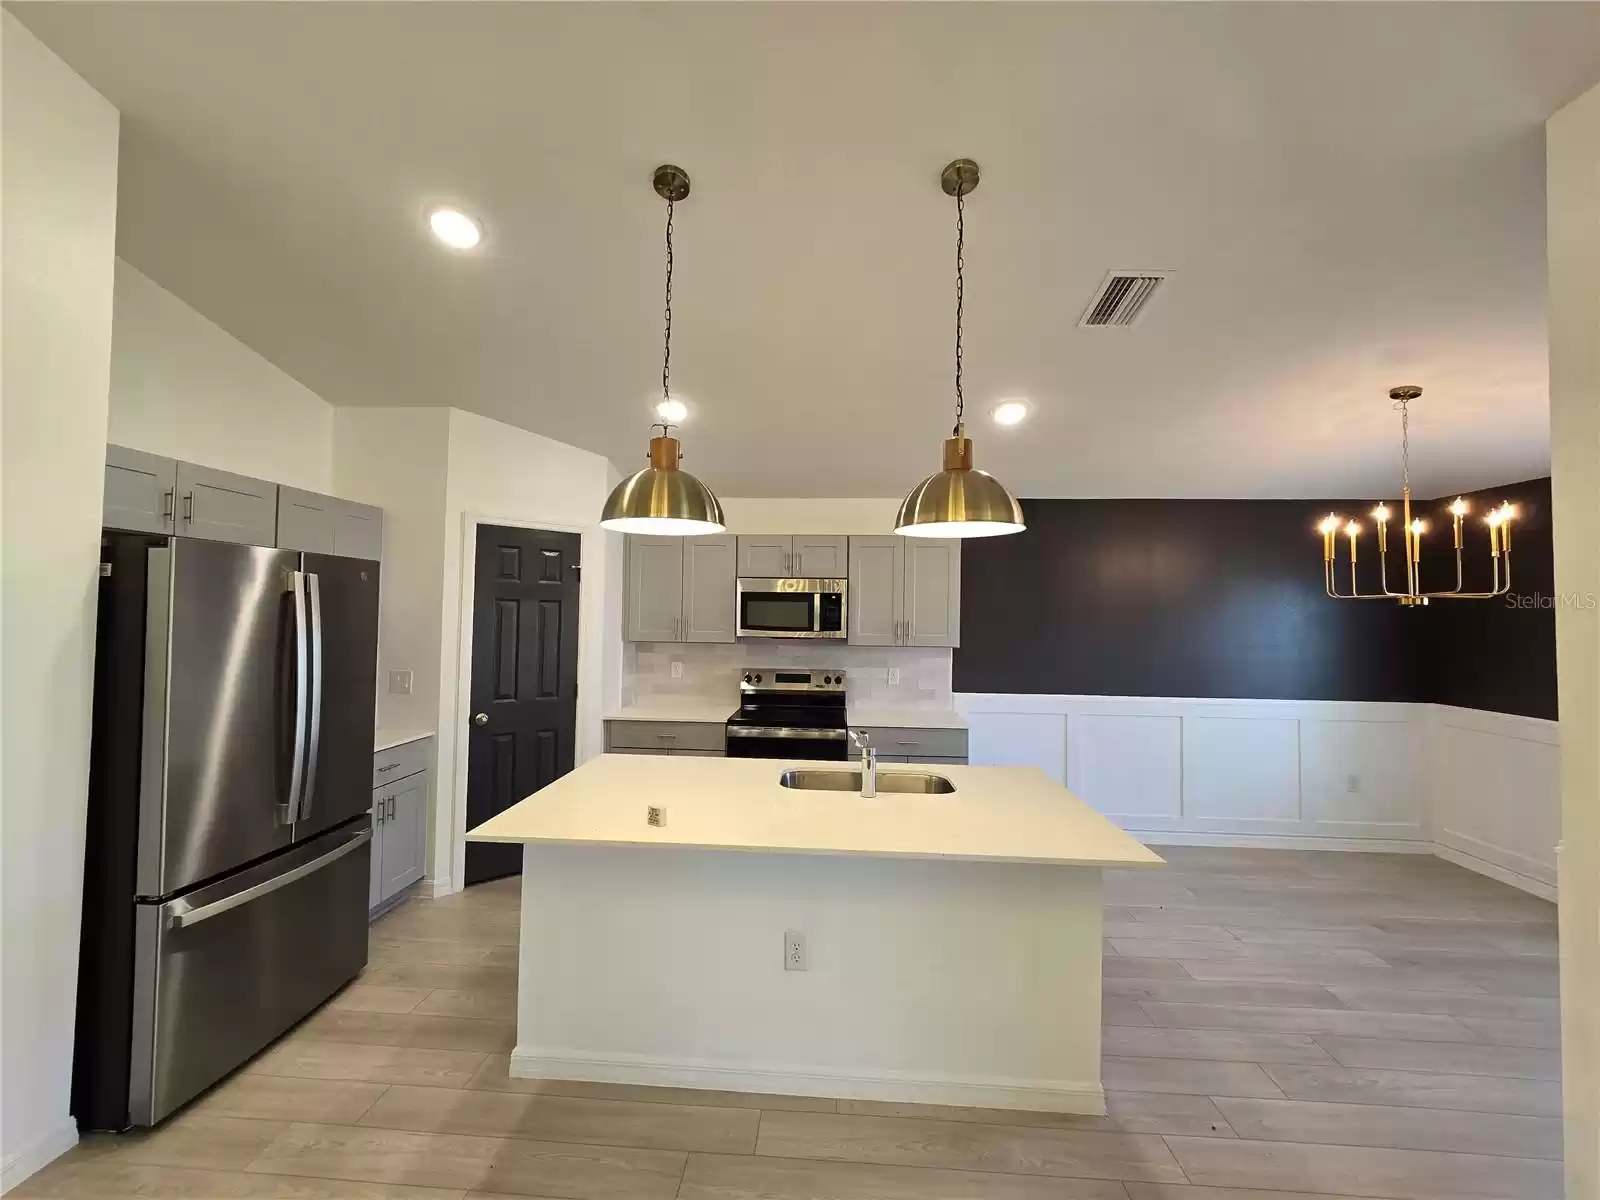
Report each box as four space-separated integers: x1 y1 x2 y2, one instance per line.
848 536 903 647
175 462 278 547
278 485 384 560
104 445 177 534
793 535 849 579
682 535 737 642
902 538 962 647
848 535 960 648
736 535 791 578
626 536 686 642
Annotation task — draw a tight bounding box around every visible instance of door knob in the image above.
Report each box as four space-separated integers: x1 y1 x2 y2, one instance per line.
473 713 489 726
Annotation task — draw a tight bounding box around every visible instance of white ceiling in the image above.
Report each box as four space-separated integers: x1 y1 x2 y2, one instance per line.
13 2 1600 498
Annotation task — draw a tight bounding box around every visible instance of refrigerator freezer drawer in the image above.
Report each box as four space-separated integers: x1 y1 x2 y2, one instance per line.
128 824 371 1126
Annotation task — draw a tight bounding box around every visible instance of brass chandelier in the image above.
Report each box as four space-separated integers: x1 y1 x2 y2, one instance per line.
1318 386 1514 605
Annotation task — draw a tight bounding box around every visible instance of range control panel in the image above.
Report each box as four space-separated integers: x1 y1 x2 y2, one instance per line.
739 668 846 692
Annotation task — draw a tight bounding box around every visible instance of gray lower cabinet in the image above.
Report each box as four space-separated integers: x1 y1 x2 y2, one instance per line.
625 534 736 643
278 485 384 559
736 534 848 579
852 725 968 762
370 741 430 916
605 720 727 754
104 445 178 534
847 536 960 648
175 461 279 546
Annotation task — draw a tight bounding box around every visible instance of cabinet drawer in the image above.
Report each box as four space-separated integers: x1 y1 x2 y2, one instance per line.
609 747 726 757
373 738 431 787
606 721 726 752
853 726 968 760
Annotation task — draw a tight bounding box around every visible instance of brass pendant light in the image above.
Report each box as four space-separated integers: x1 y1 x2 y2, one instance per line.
599 164 726 536
895 159 1025 539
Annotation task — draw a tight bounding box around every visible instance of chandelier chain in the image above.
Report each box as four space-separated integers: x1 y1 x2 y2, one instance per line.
953 188 965 434
662 197 675 404
1394 391 1411 494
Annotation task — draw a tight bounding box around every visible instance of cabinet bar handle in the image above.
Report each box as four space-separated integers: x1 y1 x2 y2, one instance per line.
161 490 174 521
387 795 396 820
182 493 194 522
376 763 399 773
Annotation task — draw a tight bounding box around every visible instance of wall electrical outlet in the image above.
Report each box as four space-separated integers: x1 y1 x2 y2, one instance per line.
886 666 901 686
670 660 684 679
1346 773 1360 793
783 930 808 971
387 669 413 695
646 805 666 827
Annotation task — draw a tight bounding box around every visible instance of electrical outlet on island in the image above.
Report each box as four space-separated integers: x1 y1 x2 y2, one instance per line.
783 930 808 971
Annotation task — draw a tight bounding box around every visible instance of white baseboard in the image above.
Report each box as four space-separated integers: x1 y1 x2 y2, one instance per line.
2 1118 78 1193
509 1047 1106 1115
1433 841 1558 902
420 875 455 899
1138 831 1431 854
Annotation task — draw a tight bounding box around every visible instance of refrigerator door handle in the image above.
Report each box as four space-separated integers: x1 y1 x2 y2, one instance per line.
300 571 325 820
164 828 371 930
281 570 309 825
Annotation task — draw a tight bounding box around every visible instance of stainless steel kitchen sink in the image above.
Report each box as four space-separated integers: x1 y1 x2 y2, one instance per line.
778 769 956 794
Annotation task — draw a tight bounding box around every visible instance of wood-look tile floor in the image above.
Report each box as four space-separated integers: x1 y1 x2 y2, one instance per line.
21 847 1564 1200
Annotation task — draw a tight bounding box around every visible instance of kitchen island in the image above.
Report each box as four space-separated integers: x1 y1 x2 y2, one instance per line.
467 753 1162 1114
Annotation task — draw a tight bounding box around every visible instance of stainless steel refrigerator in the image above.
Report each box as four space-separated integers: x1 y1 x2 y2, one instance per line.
75 533 379 1129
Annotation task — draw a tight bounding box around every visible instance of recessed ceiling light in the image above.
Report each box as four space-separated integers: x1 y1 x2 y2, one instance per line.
428 208 481 250
654 397 688 423
991 399 1031 427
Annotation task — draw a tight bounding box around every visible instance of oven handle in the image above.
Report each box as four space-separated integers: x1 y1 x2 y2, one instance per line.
726 726 849 740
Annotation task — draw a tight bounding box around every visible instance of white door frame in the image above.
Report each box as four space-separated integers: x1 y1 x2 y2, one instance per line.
446 511 597 893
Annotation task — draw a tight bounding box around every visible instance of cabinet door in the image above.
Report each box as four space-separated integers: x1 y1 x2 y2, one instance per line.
276 486 338 553
624 536 684 642
380 773 428 898
104 445 177 534
175 462 278 546
792 535 849 579
368 801 385 912
848 536 903 646
902 538 961 648
682 535 737 643
736 535 792 578
335 501 383 561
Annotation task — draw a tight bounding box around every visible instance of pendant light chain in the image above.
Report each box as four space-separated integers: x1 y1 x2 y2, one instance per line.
953 188 965 435
661 196 675 406
1398 392 1411 494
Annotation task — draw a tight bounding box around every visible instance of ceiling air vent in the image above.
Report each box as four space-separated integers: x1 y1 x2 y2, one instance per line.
1078 270 1171 328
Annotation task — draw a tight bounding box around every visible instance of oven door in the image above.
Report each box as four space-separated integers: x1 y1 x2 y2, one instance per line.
737 581 820 638
725 726 849 761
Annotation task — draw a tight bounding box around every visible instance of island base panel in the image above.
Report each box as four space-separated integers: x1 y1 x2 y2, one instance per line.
511 842 1106 1114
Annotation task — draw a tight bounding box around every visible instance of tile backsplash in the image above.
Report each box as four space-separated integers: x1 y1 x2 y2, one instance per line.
626 642 953 710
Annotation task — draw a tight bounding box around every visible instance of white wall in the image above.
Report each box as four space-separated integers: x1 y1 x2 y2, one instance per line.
437 409 619 891
1548 80 1600 1200
0 13 120 1187
108 260 334 492
716 497 901 534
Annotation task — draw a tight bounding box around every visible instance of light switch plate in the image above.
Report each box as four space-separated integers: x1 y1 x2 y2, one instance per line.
387 669 413 695
887 666 901 686
671 660 684 679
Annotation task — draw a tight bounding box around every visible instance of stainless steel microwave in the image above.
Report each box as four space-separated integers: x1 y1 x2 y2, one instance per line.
735 578 847 639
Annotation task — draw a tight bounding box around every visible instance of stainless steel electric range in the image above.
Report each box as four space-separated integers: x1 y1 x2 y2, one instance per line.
724 668 849 761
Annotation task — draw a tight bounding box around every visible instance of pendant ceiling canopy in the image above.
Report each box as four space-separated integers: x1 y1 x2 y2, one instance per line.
598 164 725 537
894 158 1025 540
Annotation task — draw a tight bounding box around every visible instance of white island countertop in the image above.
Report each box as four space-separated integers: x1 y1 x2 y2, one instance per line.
468 753 1162 869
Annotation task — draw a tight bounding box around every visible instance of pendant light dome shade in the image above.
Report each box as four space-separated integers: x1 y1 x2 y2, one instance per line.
894 433 1025 538
599 431 725 535
894 159 1025 540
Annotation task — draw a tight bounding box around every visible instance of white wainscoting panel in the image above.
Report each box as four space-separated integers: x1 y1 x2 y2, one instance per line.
1182 715 1302 833
1427 705 1559 898
967 711 1067 782
1302 718 1423 839
1067 714 1182 825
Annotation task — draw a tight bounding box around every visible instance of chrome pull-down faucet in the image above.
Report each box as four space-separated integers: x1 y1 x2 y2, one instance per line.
849 729 877 797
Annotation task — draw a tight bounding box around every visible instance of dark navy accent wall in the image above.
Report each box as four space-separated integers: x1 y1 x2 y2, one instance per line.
953 485 1556 720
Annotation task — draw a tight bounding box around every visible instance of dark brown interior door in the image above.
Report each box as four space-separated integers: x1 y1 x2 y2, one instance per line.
464 525 581 885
